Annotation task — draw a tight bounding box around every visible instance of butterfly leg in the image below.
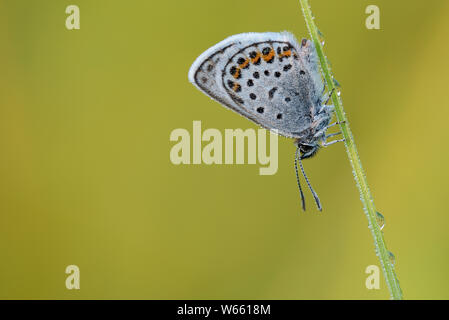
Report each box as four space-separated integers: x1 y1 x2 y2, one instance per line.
325 131 342 139
311 115 332 139
318 104 334 114
322 138 345 147
321 127 345 147
324 88 335 105
327 120 346 129
313 127 328 139
314 119 346 139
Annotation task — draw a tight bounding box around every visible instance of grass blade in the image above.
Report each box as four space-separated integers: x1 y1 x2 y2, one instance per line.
298 0 403 299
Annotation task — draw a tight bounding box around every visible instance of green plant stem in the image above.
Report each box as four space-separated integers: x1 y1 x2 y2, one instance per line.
299 0 402 300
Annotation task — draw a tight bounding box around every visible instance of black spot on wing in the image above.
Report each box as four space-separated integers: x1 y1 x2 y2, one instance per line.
268 87 278 99
283 64 292 71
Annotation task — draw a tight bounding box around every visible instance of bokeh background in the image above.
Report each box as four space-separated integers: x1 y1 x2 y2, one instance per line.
0 0 448 299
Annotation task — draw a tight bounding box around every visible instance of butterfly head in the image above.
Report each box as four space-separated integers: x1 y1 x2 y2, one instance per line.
296 141 320 160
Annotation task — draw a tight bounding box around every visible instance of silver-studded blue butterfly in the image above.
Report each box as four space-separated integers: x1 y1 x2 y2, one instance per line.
188 32 344 211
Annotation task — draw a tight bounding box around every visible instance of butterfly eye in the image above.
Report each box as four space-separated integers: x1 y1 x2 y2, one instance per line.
300 145 316 155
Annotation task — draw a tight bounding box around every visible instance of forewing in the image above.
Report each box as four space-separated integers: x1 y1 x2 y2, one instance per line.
189 32 323 138
188 34 256 121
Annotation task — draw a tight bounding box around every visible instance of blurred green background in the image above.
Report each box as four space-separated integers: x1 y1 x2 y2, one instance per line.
0 0 448 299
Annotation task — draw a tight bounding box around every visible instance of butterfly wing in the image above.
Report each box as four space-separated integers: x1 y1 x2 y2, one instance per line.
188 32 324 138
188 33 262 123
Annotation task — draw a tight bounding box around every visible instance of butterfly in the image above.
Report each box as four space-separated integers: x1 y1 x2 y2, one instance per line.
188 32 344 211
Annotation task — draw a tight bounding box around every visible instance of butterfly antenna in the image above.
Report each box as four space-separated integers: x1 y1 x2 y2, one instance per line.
294 147 306 211
297 151 322 211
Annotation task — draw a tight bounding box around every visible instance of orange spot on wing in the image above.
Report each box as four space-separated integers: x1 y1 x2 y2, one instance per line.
233 69 240 79
279 50 292 58
263 49 275 61
239 59 250 69
251 52 261 64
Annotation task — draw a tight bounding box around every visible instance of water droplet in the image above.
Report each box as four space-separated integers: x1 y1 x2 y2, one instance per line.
333 78 341 88
376 211 385 230
388 251 396 267
317 29 325 45
317 29 324 38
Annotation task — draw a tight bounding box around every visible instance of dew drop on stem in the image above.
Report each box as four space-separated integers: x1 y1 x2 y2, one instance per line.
332 77 341 88
388 251 396 267
376 211 385 230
